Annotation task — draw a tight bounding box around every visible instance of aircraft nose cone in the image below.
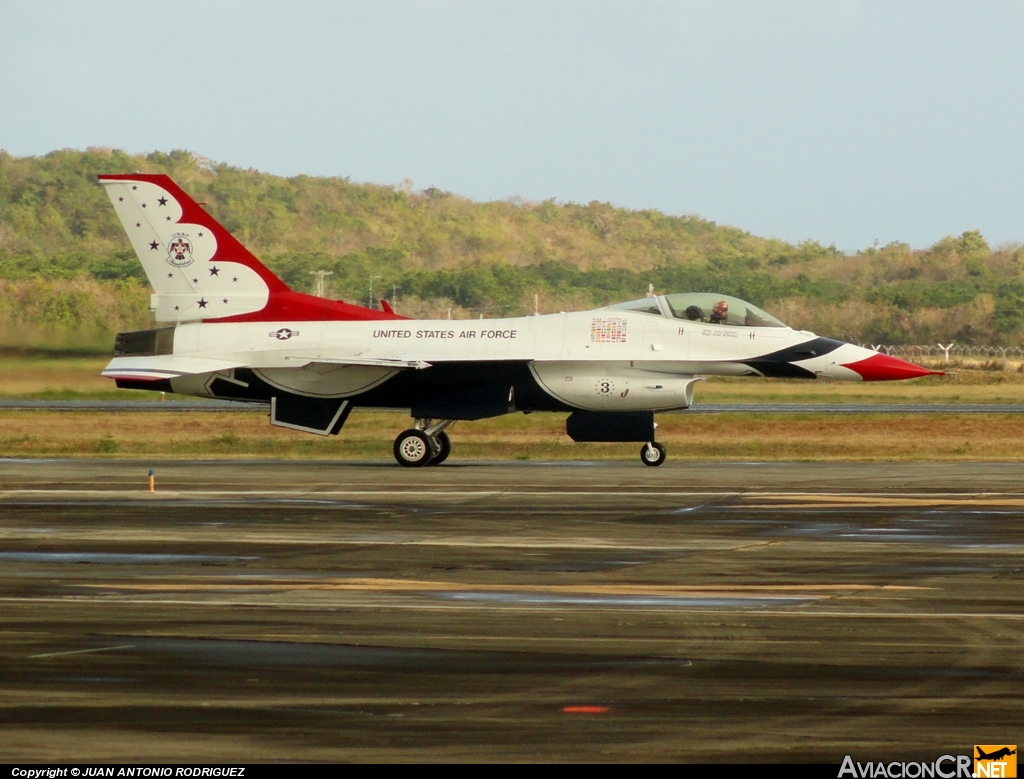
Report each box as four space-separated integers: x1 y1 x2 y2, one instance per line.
841 353 944 381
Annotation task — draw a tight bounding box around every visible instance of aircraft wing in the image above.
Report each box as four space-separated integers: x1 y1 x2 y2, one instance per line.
283 356 432 370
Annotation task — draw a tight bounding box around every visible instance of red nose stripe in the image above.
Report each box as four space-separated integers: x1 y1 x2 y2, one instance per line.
841 353 944 381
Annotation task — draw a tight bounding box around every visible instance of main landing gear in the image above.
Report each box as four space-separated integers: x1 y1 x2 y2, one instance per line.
393 419 455 467
640 441 667 467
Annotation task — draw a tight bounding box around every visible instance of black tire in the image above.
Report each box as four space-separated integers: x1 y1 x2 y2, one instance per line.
394 429 434 467
429 431 451 465
640 441 666 467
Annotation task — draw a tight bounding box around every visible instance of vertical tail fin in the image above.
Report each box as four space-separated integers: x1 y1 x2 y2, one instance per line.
99 174 403 323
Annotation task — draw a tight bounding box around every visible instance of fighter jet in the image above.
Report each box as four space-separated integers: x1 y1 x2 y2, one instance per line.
977 748 1017 761
98 174 941 466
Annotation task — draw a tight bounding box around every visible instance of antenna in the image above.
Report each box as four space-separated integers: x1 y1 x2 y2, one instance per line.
309 269 333 298
368 275 381 309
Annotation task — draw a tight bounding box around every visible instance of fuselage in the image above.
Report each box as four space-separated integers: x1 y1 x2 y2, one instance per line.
96 172 941 465
105 299 900 415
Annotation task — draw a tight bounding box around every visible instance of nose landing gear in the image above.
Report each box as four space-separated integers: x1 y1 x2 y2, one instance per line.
393 419 455 467
640 441 666 466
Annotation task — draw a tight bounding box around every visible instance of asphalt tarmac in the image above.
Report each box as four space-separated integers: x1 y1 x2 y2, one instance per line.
0 459 1021 762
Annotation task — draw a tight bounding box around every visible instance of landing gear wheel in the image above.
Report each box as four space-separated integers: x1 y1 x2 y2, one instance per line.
394 429 435 467
640 441 666 467
429 431 451 465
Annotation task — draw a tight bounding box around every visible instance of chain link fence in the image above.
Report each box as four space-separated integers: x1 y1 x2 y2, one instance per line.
860 344 1024 367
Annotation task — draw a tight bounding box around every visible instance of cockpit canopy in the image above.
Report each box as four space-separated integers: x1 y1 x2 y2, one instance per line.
607 293 788 328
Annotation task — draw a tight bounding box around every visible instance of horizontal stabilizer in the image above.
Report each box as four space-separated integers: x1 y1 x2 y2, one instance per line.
102 355 247 381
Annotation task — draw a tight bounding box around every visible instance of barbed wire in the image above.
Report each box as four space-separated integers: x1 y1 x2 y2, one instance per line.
860 344 1024 362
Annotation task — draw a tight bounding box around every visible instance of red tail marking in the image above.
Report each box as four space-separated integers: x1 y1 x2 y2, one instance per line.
97 173 405 323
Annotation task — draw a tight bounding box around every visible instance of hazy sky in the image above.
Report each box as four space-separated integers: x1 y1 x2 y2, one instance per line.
2 1 1023 251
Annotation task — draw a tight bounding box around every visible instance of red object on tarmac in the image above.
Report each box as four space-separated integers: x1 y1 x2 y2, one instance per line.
562 706 610 714
841 353 945 381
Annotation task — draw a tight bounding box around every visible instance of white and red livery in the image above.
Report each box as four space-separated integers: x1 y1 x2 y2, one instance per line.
99 174 941 466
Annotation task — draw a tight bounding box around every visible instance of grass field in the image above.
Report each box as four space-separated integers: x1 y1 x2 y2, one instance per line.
1 408 1021 462
3 352 1024 461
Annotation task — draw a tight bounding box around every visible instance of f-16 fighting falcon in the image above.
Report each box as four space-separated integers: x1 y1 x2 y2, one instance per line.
99 174 942 466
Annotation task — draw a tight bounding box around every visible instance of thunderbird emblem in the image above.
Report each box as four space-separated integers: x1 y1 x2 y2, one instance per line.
166 233 194 268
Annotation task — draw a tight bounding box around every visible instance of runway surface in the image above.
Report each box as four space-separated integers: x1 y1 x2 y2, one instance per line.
0 459 1021 762
6 398 1024 413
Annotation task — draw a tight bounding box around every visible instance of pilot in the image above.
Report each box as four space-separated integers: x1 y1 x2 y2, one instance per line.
710 299 729 324
684 305 705 321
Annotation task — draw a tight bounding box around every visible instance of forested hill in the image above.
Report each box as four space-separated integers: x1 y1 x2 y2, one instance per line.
1 147 1023 347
